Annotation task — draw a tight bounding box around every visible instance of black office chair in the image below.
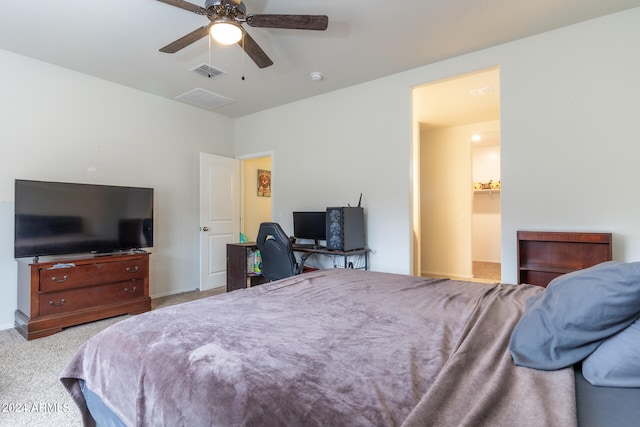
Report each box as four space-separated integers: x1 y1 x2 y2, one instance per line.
256 222 303 281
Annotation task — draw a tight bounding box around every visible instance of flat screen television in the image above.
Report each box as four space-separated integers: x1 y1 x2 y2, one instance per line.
14 179 154 259
293 211 326 243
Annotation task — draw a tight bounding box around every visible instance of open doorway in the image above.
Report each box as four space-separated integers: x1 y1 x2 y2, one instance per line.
241 155 272 242
471 130 501 282
413 67 501 282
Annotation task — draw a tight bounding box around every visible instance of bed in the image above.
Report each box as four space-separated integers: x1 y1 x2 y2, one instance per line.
60 266 640 426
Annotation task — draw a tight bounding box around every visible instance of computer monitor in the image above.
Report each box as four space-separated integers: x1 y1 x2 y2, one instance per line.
293 211 326 243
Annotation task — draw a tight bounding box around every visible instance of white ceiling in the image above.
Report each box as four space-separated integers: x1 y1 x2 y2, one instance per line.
414 67 501 128
1 1 639 118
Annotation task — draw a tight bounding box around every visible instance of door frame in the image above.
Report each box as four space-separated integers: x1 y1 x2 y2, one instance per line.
411 67 501 280
237 151 274 239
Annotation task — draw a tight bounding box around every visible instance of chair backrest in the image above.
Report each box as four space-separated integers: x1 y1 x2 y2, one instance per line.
256 222 299 281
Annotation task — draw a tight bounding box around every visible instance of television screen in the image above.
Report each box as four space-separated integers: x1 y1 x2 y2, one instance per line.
14 180 154 258
293 211 326 241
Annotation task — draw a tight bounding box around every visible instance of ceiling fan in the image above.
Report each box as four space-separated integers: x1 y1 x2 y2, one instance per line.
157 0 329 69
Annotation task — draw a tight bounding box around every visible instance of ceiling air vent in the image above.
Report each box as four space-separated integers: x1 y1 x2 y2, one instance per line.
175 88 235 110
190 63 226 79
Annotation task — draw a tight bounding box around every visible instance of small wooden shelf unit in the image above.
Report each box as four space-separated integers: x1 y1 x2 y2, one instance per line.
15 253 151 340
517 231 612 287
226 243 269 292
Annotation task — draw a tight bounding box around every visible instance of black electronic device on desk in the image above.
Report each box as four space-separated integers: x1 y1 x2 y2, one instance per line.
292 211 326 247
325 207 364 251
292 197 368 269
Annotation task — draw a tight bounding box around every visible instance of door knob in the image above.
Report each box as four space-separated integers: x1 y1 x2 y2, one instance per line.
202 226 209 232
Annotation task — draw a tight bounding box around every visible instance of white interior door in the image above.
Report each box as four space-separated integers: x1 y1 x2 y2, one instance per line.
199 152 240 291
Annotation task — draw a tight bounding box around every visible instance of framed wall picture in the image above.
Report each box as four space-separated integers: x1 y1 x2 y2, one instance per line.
257 169 271 197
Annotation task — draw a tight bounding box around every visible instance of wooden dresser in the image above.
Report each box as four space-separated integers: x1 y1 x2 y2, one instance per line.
517 231 612 287
15 253 151 340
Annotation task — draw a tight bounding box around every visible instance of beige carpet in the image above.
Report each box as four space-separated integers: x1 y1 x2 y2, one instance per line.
473 261 501 282
0 287 224 427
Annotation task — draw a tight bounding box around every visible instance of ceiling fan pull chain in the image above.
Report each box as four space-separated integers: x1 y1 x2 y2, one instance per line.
208 33 213 78
241 32 246 81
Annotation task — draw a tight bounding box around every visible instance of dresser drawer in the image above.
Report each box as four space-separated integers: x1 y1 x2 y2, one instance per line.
39 279 145 317
16 253 151 340
39 258 147 292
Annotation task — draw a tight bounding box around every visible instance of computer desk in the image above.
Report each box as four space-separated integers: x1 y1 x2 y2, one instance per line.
292 245 370 270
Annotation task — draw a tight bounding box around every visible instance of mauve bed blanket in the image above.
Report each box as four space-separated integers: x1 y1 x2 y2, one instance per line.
60 269 576 427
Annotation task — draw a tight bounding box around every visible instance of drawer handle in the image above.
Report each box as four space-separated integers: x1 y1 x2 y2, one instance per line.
126 266 139 273
51 275 68 283
124 286 137 293
49 298 66 307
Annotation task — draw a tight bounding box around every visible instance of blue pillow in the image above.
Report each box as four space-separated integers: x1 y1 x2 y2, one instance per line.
509 261 640 370
582 317 640 387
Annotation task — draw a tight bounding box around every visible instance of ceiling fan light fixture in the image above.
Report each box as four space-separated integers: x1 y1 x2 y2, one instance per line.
210 21 243 45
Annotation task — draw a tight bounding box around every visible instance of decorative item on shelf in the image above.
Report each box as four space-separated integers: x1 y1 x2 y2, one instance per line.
254 250 262 274
246 251 254 274
245 249 263 275
474 180 501 191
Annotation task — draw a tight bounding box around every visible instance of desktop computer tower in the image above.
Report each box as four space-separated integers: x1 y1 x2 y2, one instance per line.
325 207 364 251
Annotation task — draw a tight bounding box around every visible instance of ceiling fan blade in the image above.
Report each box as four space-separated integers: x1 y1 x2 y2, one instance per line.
160 25 210 53
246 14 328 31
239 32 273 68
156 0 206 14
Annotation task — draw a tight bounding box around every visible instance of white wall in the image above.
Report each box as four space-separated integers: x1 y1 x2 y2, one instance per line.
235 7 640 283
2 7 639 328
498 8 640 279
234 82 413 274
0 49 235 329
420 124 472 278
472 145 501 186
